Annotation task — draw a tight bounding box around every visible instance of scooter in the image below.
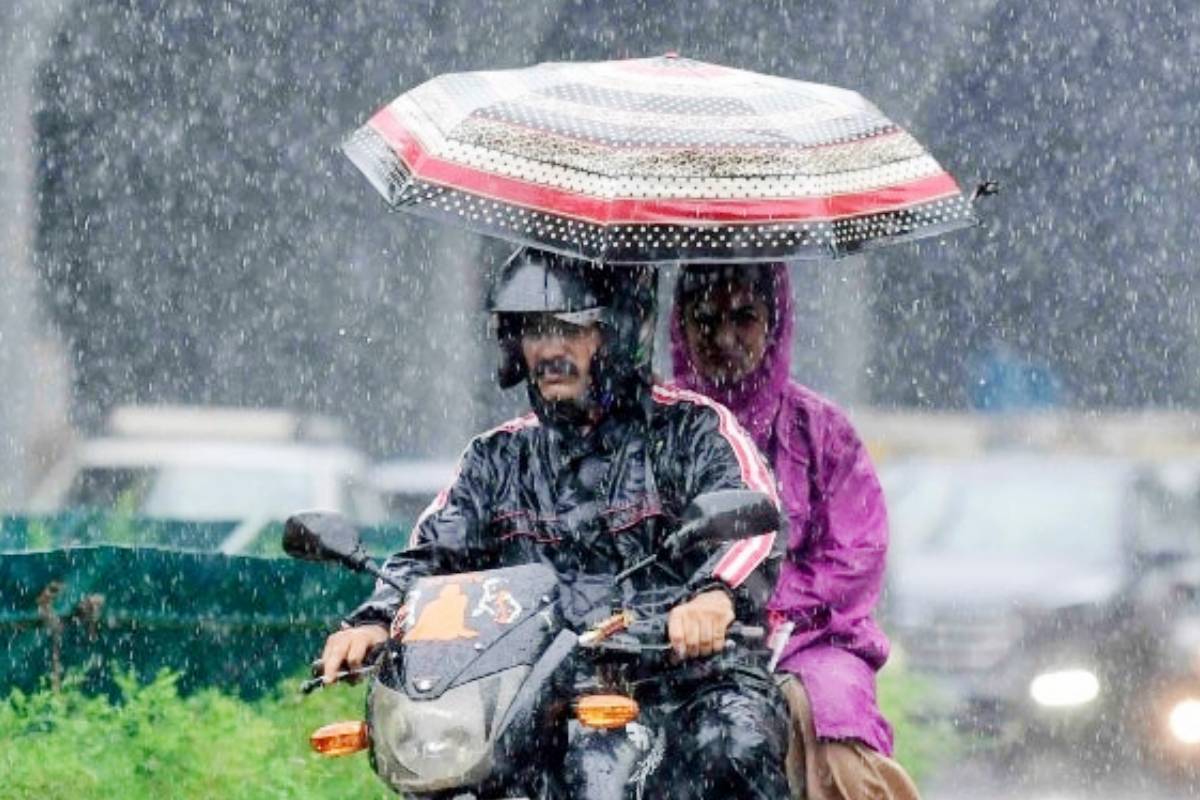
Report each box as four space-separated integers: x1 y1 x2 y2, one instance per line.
283 489 782 799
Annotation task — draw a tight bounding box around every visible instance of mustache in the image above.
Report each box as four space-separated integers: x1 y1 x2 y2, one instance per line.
533 357 580 379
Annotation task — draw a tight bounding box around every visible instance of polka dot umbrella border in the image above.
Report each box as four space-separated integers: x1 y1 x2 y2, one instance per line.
344 54 976 265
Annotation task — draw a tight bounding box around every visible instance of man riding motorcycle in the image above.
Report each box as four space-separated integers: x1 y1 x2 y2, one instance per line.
320 246 791 798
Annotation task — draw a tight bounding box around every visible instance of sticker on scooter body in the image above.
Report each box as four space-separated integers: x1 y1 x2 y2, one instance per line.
472 577 524 625
395 563 561 699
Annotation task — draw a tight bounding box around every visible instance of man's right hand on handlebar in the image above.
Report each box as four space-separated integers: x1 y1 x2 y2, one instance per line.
320 624 390 685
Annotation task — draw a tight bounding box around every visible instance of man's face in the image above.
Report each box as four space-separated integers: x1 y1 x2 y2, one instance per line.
681 280 771 386
520 315 603 405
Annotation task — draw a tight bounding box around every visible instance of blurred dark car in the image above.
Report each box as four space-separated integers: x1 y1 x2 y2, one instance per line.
881 454 1200 768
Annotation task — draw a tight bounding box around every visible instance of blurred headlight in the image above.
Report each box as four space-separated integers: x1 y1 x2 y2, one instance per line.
1167 698 1200 745
1029 668 1100 708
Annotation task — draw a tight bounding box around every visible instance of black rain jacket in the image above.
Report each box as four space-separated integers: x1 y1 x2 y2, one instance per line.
345 385 784 631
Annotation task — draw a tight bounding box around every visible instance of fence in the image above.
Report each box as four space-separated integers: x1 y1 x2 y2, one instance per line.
0 514 408 697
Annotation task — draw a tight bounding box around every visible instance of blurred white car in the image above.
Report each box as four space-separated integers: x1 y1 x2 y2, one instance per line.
369 457 459 529
29 405 386 552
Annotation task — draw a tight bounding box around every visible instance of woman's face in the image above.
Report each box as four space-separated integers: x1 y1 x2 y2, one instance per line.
681 279 771 386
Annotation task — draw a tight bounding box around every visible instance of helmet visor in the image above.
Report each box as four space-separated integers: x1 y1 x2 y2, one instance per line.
549 308 605 327
515 310 604 340
491 308 604 342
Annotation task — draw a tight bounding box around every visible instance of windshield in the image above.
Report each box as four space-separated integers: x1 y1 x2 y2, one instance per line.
66 465 315 522
885 463 1127 565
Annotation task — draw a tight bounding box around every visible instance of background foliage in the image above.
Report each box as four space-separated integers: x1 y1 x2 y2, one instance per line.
0 665 948 799
0 671 391 800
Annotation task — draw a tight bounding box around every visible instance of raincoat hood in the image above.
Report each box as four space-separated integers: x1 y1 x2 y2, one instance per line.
669 263 793 453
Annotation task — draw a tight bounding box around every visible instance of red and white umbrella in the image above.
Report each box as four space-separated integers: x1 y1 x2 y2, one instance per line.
344 54 975 265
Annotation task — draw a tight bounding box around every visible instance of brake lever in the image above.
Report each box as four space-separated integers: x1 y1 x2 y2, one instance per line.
304 644 386 694
300 664 379 694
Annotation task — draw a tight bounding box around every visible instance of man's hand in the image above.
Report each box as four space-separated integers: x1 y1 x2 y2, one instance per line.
668 589 735 660
320 624 389 685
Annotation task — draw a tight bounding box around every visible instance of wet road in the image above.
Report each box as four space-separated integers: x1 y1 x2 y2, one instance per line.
924 751 1196 800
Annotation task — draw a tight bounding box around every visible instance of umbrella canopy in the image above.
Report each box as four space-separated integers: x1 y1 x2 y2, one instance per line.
344 55 974 264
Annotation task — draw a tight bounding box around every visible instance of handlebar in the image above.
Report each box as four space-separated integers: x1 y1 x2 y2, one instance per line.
582 616 766 655
623 616 764 642
729 623 766 643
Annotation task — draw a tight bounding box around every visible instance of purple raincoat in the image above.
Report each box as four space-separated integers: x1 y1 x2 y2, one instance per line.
669 264 894 755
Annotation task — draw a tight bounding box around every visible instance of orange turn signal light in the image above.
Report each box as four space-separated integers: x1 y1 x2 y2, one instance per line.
576 694 640 729
310 720 369 756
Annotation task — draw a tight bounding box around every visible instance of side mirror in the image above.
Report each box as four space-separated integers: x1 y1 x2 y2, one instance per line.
667 490 780 554
283 511 370 571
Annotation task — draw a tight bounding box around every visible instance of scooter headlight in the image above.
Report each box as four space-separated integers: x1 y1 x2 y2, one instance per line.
369 665 529 793
401 722 481 776
1029 668 1100 708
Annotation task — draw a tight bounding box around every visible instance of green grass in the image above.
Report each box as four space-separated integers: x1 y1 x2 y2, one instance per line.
0 665 956 798
0 671 391 800
878 663 959 781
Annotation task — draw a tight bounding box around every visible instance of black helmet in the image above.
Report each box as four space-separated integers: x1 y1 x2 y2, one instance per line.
487 247 656 417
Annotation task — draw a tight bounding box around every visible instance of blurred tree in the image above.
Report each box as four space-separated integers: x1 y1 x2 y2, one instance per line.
36 0 995 453
36 0 1195 459
873 0 1200 408
34 0 523 454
